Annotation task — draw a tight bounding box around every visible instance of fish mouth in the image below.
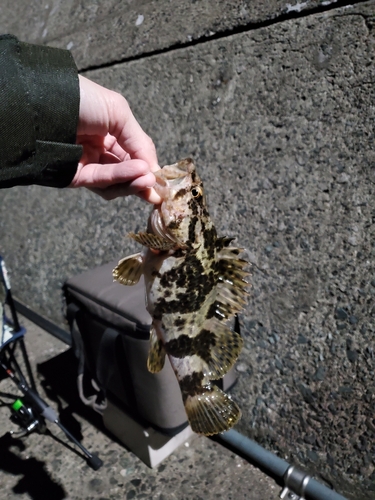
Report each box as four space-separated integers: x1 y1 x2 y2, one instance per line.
155 158 193 184
150 159 195 247
149 208 180 245
154 159 194 198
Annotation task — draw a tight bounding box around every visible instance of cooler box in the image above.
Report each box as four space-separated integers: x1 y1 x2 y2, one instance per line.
63 260 237 466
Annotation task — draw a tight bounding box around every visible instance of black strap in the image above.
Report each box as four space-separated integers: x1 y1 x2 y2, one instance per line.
67 302 104 412
96 327 120 391
68 302 120 391
66 302 82 367
66 301 80 325
67 301 123 414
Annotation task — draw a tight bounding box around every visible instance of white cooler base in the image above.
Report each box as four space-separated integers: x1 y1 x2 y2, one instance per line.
102 400 197 468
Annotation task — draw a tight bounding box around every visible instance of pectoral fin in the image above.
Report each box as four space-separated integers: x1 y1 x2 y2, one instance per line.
147 325 166 373
129 231 176 251
113 253 143 286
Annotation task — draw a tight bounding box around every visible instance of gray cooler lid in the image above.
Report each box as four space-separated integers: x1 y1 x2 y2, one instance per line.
65 260 151 335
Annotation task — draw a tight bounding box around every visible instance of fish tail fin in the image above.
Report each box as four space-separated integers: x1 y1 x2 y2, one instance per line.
184 385 241 436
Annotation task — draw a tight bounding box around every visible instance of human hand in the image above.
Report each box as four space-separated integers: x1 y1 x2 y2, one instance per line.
70 75 161 203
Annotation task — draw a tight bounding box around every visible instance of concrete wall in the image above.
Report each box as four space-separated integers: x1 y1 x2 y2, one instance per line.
1 2 374 498
0 0 335 68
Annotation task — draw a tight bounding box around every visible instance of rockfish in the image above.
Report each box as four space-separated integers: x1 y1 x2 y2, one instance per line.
113 159 249 435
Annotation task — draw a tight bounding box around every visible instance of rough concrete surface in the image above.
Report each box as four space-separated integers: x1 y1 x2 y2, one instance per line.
0 0 358 70
0 1 374 499
0 316 280 500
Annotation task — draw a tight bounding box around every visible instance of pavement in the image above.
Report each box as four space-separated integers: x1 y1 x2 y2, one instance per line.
0 315 280 500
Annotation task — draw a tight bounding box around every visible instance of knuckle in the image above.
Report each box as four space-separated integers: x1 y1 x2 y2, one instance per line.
108 91 130 119
145 135 156 150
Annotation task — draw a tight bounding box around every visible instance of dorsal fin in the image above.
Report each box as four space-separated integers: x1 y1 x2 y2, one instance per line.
198 318 243 379
213 240 250 320
215 282 249 320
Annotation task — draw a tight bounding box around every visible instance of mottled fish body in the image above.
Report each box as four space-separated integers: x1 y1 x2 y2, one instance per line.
113 159 249 435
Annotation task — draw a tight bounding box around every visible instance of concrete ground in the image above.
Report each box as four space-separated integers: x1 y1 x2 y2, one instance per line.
0 315 280 500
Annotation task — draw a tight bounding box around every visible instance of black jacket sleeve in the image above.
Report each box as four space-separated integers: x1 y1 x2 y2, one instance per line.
0 34 83 188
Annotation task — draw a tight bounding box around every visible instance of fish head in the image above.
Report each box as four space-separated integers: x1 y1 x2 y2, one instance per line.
150 158 208 246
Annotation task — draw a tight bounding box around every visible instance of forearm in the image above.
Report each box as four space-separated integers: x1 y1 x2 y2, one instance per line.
0 34 82 188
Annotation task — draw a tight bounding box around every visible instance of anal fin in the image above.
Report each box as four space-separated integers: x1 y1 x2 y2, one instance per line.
113 253 143 286
147 325 166 373
184 385 241 436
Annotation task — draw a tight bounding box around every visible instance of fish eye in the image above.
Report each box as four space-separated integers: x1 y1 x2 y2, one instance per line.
191 186 203 198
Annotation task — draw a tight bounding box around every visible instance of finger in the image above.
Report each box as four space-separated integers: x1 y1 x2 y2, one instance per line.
102 134 129 161
78 77 159 170
71 159 154 189
136 187 162 204
88 177 160 202
107 94 159 170
77 135 130 164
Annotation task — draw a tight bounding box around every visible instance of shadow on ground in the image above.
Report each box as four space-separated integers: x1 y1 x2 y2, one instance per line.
0 349 107 500
37 348 105 435
0 433 66 500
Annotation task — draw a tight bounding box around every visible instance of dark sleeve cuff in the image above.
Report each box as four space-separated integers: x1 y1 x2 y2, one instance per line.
0 34 82 188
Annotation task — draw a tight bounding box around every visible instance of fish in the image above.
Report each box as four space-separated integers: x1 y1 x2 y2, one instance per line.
113 158 249 435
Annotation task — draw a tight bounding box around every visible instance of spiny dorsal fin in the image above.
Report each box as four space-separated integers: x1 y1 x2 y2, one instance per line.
198 319 243 379
218 266 250 286
129 231 176 250
113 253 143 286
147 325 166 373
216 236 236 249
214 242 250 320
184 384 241 436
216 236 247 261
215 282 249 320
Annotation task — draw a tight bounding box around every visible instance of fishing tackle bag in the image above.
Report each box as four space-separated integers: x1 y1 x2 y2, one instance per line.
63 260 238 435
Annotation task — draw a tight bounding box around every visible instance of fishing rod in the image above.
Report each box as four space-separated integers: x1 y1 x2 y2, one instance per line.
0 358 103 470
217 430 348 500
0 255 102 470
